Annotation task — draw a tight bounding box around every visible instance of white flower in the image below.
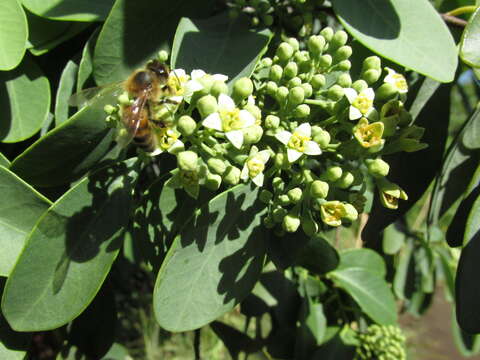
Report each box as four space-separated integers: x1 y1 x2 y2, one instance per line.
191 69 228 83
275 123 321 162
240 146 270 186
167 69 203 103
384 67 408 94
151 128 184 156
202 94 256 149
344 88 375 120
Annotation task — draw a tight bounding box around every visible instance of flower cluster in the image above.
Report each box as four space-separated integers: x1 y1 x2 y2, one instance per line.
355 325 407 360
104 28 426 235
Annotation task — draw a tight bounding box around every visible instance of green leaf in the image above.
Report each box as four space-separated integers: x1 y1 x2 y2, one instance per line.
460 8 480 68
0 0 27 70
408 77 441 121
153 184 267 332
295 299 326 359
0 56 50 142
295 235 339 275
210 321 260 357
452 310 480 355
172 15 271 85
9 87 118 187
101 343 129 360
1 160 139 331
21 0 115 21
55 60 79 126
383 222 406 255
333 0 457 82
337 248 387 277
0 153 9 168
0 166 51 277
463 190 480 248
77 29 99 92
93 0 214 85
393 239 415 300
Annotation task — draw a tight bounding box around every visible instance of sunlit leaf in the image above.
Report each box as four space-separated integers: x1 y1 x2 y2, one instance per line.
21 0 114 21
460 8 480 68
0 0 27 70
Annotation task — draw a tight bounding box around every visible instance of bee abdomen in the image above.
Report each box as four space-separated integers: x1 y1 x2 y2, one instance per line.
133 130 156 153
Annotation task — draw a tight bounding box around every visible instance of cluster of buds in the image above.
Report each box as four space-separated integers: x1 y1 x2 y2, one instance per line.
355 325 407 360
104 29 426 235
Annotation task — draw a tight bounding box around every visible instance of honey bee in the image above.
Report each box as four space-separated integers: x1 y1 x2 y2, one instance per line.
70 60 181 153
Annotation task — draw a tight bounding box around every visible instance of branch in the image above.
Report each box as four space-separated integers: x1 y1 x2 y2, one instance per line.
441 13 468 28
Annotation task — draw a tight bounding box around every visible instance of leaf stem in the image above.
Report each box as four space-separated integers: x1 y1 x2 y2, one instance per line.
446 5 477 17
441 13 468 28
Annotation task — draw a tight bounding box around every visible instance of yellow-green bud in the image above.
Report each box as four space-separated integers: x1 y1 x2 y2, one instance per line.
158 50 169 62
301 83 313 98
301 216 318 236
352 79 368 93
320 27 334 41
273 207 287 223
282 213 301 232
293 104 310 118
177 115 197 136
265 114 280 129
262 14 274 26
362 69 381 85
278 194 291 206
331 30 348 49
365 158 389 178
196 76 215 96
233 77 254 100
223 166 241 185
294 50 310 64
325 166 342 181
287 187 303 203
287 37 300 51
276 42 295 62
263 215 275 228
376 83 398 102
261 57 273 67
311 74 326 90
259 189 273 203
104 104 116 114
118 92 130 105
337 73 352 88
362 56 381 71
177 151 198 171
207 158 227 175
270 64 283 82
210 80 229 97
251 16 259 27
334 45 352 62
284 62 298 79
327 84 344 101
276 86 289 102
288 77 302 88
307 35 326 57
312 126 330 148
310 180 329 198
266 81 278 96
197 95 218 118
244 104 261 122
343 203 358 222
336 60 351 71
205 173 222 191
272 176 285 192
289 86 305 106
319 54 332 68
274 153 289 169
336 171 354 189
243 125 263 144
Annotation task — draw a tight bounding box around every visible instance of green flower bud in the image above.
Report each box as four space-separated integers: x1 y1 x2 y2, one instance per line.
261 57 273 67
274 153 289 169
283 62 298 79
352 79 368 93
251 16 260 27
319 54 332 68
325 166 342 182
205 173 222 191
233 77 254 101
320 27 334 41
312 126 330 148
265 114 280 129
196 76 215 96
288 77 302 88
104 104 116 114
376 83 398 102
365 158 390 178
276 42 295 62
343 203 358 222
197 95 218 118
337 73 352 88
263 215 275 228
327 84 344 101
262 14 274 26
331 30 348 49
301 83 313 98
266 81 278 96
272 176 285 192
334 45 352 62
244 104 262 123
293 104 310 118
287 37 300 51
272 207 287 223
259 189 273 203
307 35 326 57
210 80 229 97
177 115 197 136
118 92 130 105
336 171 354 189
177 151 198 172
287 187 303 203
310 180 329 198
207 158 227 175
223 166 241 185
301 216 318 236
294 50 310 64
278 194 291 206
243 125 263 144
311 74 326 90
361 69 381 85
282 213 301 233
336 60 351 71
362 56 381 71
158 50 169 62
288 86 305 106
269 64 283 82
276 86 289 102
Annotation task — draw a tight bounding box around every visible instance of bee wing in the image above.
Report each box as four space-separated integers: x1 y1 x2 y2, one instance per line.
119 91 149 147
68 82 124 107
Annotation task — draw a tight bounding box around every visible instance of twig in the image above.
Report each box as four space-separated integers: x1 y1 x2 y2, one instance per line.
441 13 468 28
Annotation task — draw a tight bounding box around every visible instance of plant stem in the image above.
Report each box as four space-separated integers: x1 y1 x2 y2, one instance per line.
446 5 477 16
441 13 468 28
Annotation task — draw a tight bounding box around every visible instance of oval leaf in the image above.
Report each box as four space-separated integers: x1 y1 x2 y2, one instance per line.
0 56 50 142
21 0 114 22
55 60 79 126
0 0 27 70
1 160 138 331
337 248 387 278
333 0 457 82
154 184 267 332
460 8 480 68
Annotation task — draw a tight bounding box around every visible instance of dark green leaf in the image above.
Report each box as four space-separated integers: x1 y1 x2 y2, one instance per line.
295 299 326 359
0 56 50 142
210 321 260 357
337 248 386 277
452 310 480 355
172 15 271 85
0 153 9 168
463 189 480 248
311 327 356 360
0 166 51 277
295 235 339 275
460 8 480 68
333 0 457 82
153 184 267 331
55 60 79 126
0 0 27 70
21 0 115 21
77 29 99 92
1 160 139 331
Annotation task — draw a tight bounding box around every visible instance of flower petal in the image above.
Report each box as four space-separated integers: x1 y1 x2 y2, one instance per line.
184 80 203 95
167 139 185 154
172 69 187 79
212 73 228 82
349 106 362 120
191 69 206 79
296 123 311 137
218 93 235 110
239 110 256 127
344 88 358 103
226 130 244 149
304 141 322 155
275 131 292 145
252 173 264 187
257 150 271 163
203 113 223 131
363 88 375 100
240 164 249 180
287 148 303 162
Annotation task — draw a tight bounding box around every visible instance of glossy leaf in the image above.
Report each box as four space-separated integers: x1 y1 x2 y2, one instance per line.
55 60 79 126
333 0 457 82
1 160 139 331
93 0 214 85
460 8 480 68
0 0 27 70
9 87 117 187
0 154 9 168
337 248 386 277
0 56 50 142
172 15 271 85
0 166 51 277
21 0 115 21
154 184 267 332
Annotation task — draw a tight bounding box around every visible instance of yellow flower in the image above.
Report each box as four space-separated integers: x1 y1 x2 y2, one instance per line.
384 67 408 94
353 118 385 149
320 201 347 227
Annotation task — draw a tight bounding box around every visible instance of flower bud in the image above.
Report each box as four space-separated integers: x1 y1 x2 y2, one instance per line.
334 45 352 62
272 207 287 223
319 54 332 68
376 83 397 102
365 159 388 179
362 56 381 71
343 203 358 222
272 176 285 192
310 180 329 198
274 153 289 169
307 35 326 57
301 216 318 236
158 50 169 62
210 80 229 97
287 37 300 51
269 64 283 82
327 84 344 101
294 50 310 64
276 42 295 62
243 125 263 144
311 74 326 90
336 171 354 189
282 213 301 232
205 173 222 191
276 86 289 102
262 14 274 26
196 76 215 97
352 80 368 93
320 27 334 41
118 92 130 105
278 194 291 206
233 77 254 101
288 77 302 88
259 189 273 203
331 30 348 49
362 69 381 85
263 215 275 228
223 166 241 185
293 104 310 118
266 81 278 96
207 158 227 175
177 151 198 172
104 104 116 114
312 126 330 148
336 60 351 71
261 57 273 67
301 83 313 98
325 166 342 182
283 62 298 79
265 114 280 129
289 86 305 106
287 187 303 203
176 115 196 136
337 73 352 88
197 95 218 118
